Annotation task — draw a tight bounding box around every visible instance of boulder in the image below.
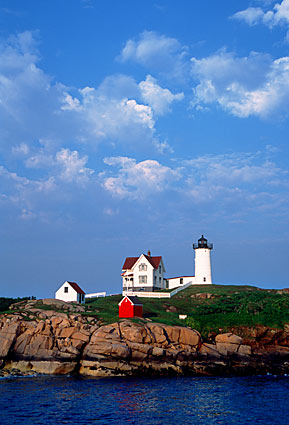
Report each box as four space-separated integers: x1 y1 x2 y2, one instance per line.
152 347 165 357
165 305 178 313
190 293 213 299
59 327 75 338
238 345 252 356
216 342 240 356
91 323 121 342
145 323 168 345
215 333 243 345
0 322 21 357
200 343 222 357
119 321 147 344
164 325 201 347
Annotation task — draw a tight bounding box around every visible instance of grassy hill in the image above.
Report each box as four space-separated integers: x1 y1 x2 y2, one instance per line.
3 285 289 336
85 284 289 334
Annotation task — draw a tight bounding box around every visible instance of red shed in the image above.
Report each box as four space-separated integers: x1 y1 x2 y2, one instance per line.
118 296 143 318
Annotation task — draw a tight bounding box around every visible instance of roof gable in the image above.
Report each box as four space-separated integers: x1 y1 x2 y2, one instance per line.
143 255 162 269
65 281 85 295
122 254 164 271
118 295 143 306
122 257 139 270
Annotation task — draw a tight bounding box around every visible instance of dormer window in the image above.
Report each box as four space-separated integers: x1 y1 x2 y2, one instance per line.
139 263 147 271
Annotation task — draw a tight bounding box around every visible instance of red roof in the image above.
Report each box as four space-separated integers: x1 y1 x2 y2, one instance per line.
118 296 143 306
66 281 85 294
122 255 162 270
144 255 162 268
122 257 139 270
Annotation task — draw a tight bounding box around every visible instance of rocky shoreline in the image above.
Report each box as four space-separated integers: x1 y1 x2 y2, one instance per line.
1 299 289 377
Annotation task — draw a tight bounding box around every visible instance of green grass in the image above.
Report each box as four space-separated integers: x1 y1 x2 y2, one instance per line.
85 285 289 332
4 285 289 334
85 295 123 324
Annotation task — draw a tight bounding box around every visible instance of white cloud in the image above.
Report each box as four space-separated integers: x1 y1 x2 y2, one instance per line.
139 75 184 115
101 156 180 199
103 207 119 216
12 143 29 156
0 32 166 154
0 162 57 219
182 151 286 207
55 148 94 184
118 31 189 81
25 146 94 185
99 149 288 216
232 7 270 26
191 49 289 118
64 90 156 145
232 0 289 29
0 146 95 220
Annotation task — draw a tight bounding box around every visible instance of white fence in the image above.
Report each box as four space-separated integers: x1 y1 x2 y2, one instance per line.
123 282 192 299
122 291 171 298
85 292 106 298
170 281 193 297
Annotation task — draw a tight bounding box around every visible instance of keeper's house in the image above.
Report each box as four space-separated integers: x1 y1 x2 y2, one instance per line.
55 281 86 304
121 250 166 293
119 295 143 318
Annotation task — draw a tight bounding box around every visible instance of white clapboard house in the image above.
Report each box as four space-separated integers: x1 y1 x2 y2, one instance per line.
55 281 86 304
121 251 166 293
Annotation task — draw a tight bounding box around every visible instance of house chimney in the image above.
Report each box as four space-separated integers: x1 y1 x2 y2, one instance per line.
147 250 151 256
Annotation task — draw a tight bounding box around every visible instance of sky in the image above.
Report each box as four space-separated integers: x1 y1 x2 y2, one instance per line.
0 0 289 298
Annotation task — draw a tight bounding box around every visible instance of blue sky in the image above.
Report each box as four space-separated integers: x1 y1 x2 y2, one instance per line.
1 0 289 298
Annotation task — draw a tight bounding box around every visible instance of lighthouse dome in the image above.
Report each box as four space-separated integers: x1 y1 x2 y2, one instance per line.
193 235 213 249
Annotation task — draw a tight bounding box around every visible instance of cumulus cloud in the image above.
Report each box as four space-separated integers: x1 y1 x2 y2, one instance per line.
55 149 94 184
0 32 170 154
190 49 289 118
0 146 95 219
25 147 94 184
139 75 184 115
232 7 270 26
99 149 288 218
61 87 156 145
101 156 180 199
232 0 289 29
118 31 189 81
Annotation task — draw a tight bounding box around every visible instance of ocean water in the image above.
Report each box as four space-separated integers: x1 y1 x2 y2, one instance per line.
1 375 289 424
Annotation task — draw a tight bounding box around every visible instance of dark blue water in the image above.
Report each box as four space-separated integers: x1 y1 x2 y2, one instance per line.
1 375 289 424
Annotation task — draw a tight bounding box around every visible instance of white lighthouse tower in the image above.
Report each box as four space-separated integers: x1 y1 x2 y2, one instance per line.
193 235 213 284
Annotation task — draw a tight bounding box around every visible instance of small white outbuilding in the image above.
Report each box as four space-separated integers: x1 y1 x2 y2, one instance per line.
55 281 86 304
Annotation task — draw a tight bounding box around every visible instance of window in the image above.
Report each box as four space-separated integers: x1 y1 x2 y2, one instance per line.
139 263 147 271
139 275 147 283
64 287 68 293
159 265 162 273
203 277 206 282
166 281 169 289
180 278 183 284
159 277 161 283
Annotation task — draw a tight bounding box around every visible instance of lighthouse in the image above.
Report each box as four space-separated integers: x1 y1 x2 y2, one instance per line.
193 235 213 284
